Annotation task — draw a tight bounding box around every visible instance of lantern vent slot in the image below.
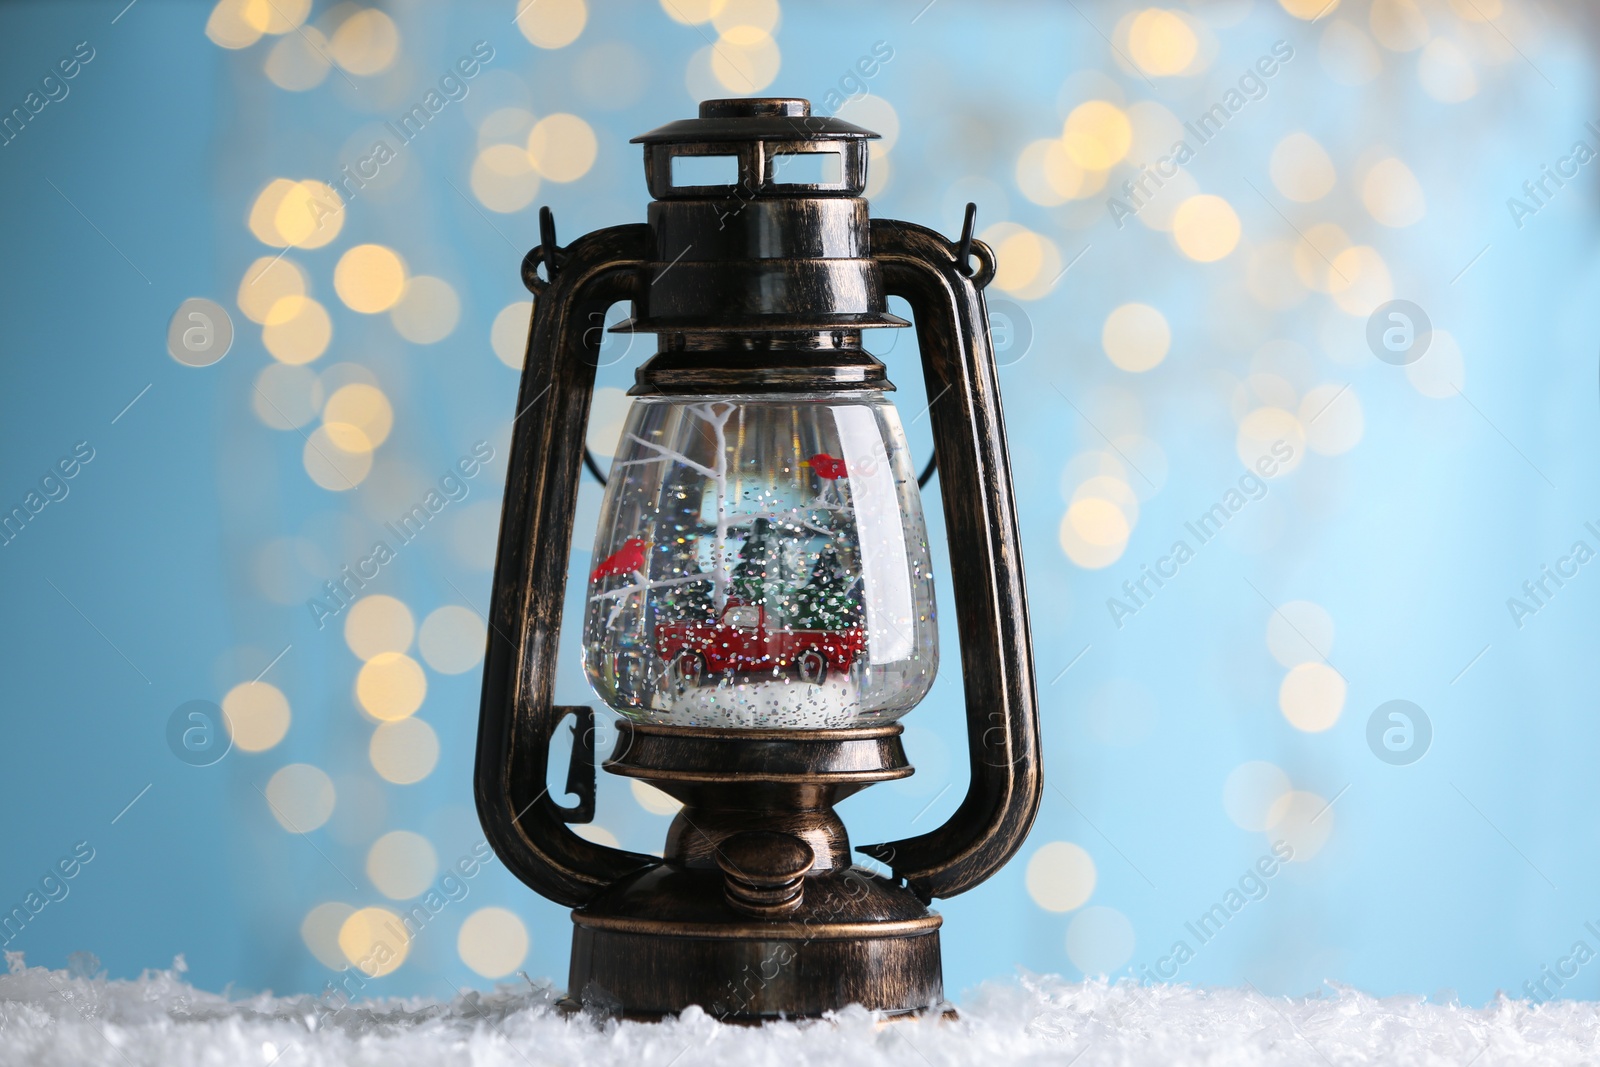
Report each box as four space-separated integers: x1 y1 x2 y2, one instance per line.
768 150 843 188
670 153 740 190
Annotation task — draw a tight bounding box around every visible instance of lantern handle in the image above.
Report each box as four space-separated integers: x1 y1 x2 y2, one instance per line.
476 222 659 908
857 216 1042 902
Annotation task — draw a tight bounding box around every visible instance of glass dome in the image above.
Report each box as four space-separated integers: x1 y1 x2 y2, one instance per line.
582 392 936 728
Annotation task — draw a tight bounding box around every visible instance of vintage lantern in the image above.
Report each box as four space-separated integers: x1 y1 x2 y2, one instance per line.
476 98 1041 1020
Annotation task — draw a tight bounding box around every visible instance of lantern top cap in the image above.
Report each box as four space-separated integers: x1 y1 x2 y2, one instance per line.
631 96 879 145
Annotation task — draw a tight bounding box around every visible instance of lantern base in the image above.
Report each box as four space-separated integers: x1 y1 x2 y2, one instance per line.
567 865 942 1021
567 721 943 1020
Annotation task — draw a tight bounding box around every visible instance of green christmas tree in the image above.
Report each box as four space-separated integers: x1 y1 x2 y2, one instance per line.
730 518 776 606
790 545 861 631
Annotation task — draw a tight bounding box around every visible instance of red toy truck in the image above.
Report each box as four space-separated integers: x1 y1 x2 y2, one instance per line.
655 600 865 685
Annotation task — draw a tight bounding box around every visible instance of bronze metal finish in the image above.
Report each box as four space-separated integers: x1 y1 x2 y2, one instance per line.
475 96 1042 1022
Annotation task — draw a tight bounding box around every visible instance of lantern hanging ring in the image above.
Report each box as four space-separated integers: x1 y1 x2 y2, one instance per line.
520 205 565 293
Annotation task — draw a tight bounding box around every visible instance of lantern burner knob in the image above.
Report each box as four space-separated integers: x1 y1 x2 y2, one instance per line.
716 831 815 917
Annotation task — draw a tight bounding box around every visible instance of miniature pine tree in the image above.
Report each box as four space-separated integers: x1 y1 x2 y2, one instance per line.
791 545 860 631
730 518 776 606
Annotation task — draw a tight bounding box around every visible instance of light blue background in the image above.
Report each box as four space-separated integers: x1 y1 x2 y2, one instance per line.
1 0 1597 1008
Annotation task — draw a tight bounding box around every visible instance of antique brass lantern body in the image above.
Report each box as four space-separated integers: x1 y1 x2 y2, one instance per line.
476 98 1041 1020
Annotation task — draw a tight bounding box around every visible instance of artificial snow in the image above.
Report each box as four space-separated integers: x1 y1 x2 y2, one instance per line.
665 674 861 728
4 954 1599 1066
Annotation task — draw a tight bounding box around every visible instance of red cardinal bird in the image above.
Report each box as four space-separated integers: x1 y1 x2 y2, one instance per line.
591 537 646 581
808 453 848 480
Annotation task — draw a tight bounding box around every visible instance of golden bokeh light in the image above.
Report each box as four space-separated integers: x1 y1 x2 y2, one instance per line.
390 276 461 344
1369 0 1430 52
713 0 780 35
516 0 587 49
248 179 298 246
370 717 440 784
1025 841 1096 912
417 605 486 675
275 181 344 249
1328 245 1393 316
366 830 438 900
206 0 264 49
324 383 394 449
527 113 598 182
264 27 332 91
237 256 307 325
334 244 408 314
1269 132 1336 202
1300 383 1364 455
303 423 373 490
329 8 400 75
1128 9 1198 76
631 779 683 816
242 0 310 34
222 681 291 752
1072 475 1140 530
477 107 538 150
1235 407 1306 476
1291 222 1353 293
471 143 542 213
1062 101 1132 170
457 907 530 978
356 651 427 721
710 28 781 93
1101 302 1170 372
1362 158 1426 227
338 906 409 977
1223 761 1292 832
251 363 323 430
1065 498 1131 548
344 595 415 662
491 301 533 368
263 296 332 365
301 902 355 969
1059 499 1130 569
1172 194 1240 262
1280 0 1338 17
1266 790 1335 860
984 224 1061 299
1279 662 1346 732
264 763 336 832
1016 138 1090 206
575 824 620 846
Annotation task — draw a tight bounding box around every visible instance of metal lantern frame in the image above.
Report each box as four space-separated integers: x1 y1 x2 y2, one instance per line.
476 98 1041 1020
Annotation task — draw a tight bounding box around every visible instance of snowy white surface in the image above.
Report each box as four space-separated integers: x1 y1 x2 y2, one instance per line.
4 954 1599 1066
